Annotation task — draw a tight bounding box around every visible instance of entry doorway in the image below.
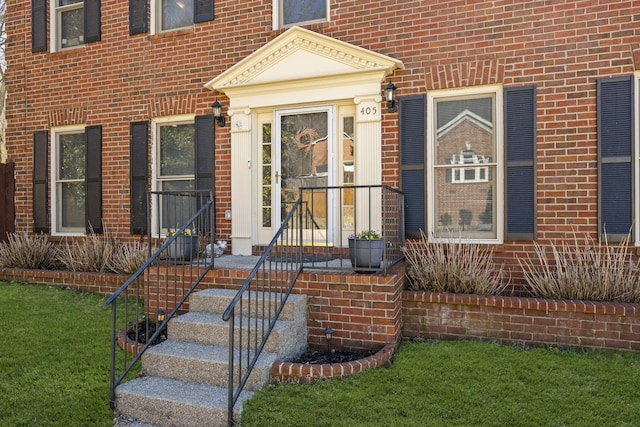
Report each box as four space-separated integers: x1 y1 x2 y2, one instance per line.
275 107 333 244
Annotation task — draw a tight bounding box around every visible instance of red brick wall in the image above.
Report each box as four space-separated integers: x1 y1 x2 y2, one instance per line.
6 1 640 275
0 268 126 295
162 263 407 352
4 267 640 352
402 291 640 352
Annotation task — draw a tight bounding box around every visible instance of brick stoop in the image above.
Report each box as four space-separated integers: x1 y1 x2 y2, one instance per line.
114 289 308 427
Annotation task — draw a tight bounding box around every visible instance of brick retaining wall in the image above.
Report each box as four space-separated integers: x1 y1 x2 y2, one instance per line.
5 268 640 353
402 292 640 352
0 268 126 295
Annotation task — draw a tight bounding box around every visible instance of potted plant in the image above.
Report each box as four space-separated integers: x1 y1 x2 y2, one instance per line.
348 230 384 272
167 228 199 261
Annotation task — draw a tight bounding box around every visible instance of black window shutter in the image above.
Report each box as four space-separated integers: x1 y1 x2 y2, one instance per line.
399 94 427 239
33 131 49 233
129 0 148 35
85 126 102 233
597 76 634 241
130 121 149 235
31 0 47 52
84 0 101 43
194 0 215 23
195 115 214 191
504 85 536 241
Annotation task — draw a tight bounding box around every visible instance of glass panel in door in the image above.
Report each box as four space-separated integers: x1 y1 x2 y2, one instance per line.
276 108 332 244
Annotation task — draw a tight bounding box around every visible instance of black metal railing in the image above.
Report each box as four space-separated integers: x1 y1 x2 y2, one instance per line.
104 190 215 409
222 184 404 425
296 184 405 273
222 198 306 426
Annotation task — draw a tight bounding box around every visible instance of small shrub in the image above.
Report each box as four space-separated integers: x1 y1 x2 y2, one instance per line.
0 233 59 269
403 230 509 295
519 231 640 303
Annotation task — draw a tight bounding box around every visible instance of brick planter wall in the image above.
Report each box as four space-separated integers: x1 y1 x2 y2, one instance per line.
294 264 406 352
0 268 127 295
270 343 396 384
402 292 640 352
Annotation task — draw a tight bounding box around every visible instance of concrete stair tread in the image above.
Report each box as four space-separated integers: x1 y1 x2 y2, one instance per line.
171 311 296 332
116 376 253 427
146 340 278 367
189 288 307 321
117 376 253 408
168 311 306 360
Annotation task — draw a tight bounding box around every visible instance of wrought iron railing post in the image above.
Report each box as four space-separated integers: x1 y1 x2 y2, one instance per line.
227 311 235 426
109 300 117 410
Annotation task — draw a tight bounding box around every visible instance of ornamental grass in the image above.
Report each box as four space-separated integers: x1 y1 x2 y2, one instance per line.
402 230 509 296
519 231 640 303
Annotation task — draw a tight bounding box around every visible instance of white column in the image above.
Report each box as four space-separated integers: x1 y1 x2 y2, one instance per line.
354 95 383 233
229 107 253 255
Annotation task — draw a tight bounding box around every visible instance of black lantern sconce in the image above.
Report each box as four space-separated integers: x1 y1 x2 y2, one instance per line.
212 100 226 127
324 326 334 353
384 82 397 113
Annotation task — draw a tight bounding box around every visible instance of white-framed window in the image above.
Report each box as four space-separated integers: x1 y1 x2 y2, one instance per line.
151 0 194 33
152 116 196 233
427 85 503 241
273 0 328 29
53 0 84 50
51 126 86 235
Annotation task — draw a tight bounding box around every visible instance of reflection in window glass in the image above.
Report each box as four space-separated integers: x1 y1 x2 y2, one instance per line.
161 0 194 31
159 124 195 176
281 0 326 26
157 122 195 231
342 116 355 229
57 0 84 49
57 132 85 231
262 124 272 227
434 95 496 238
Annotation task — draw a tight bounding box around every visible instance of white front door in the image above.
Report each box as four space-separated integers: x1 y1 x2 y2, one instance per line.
272 106 334 243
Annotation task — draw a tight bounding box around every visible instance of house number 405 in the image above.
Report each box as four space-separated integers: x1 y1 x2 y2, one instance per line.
360 106 377 115
357 101 381 121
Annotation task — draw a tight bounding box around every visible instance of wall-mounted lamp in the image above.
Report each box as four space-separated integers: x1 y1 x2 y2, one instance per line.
384 82 397 113
324 326 334 353
212 100 226 127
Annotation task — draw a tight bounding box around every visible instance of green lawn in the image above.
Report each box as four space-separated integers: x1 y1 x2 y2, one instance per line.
0 281 116 427
242 340 640 427
2 281 640 427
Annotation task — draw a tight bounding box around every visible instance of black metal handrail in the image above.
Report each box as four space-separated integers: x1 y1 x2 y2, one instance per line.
222 198 305 426
221 184 404 425
105 190 215 409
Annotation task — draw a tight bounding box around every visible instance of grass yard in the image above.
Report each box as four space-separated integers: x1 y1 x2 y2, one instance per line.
2 281 640 426
0 281 117 427
242 340 640 427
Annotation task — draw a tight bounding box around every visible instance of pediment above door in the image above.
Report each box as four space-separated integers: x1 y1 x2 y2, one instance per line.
205 26 404 107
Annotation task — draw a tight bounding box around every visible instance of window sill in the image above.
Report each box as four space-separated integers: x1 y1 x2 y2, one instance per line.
50 232 86 239
47 45 86 58
150 27 195 41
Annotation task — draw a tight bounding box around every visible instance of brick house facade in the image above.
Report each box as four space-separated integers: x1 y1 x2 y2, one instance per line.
5 1 640 280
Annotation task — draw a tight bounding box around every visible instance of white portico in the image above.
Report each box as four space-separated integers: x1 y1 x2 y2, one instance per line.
205 26 403 255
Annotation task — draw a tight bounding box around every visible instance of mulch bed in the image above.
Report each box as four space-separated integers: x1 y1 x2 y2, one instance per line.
291 349 376 364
